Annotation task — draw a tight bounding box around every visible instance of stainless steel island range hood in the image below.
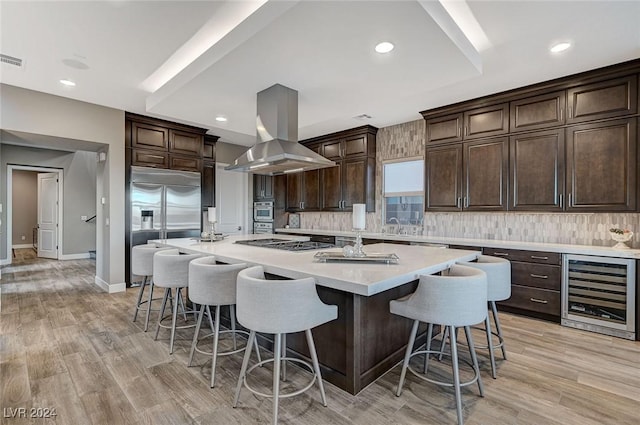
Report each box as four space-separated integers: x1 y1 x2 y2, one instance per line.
225 84 336 175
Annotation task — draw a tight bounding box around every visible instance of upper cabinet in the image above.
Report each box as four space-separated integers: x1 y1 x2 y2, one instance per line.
254 175 274 201
131 122 169 151
421 59 640 213
287 126 377 213
567 75 638 124
510 91 566 132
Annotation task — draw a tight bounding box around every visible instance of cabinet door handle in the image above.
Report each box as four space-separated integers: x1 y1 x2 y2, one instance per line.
492 252 510 257
463 197 469 208
568 193 572 207
560 108 563 121
457 127 461 138
530 255 549 260
530 274 549 279
530 298 548 304
568 106 573 118
464 126 468 136
559 193 563 208
456 197 461 209
302 201 305 209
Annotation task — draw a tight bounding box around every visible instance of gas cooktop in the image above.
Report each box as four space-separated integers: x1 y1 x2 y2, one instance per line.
235 238 334 251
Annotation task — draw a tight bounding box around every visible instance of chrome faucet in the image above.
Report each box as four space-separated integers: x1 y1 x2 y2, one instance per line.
388 217 401 234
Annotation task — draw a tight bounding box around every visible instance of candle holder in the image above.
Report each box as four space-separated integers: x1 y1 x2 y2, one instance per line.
352 228 366 257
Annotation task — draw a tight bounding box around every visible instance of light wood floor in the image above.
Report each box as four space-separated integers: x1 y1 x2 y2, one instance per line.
1 248 639 425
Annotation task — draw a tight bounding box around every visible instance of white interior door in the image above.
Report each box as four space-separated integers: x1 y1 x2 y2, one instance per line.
37 172 59 259
215 164 248 235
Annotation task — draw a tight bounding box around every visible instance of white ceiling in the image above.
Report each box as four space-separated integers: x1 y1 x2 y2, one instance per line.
1 0 639 147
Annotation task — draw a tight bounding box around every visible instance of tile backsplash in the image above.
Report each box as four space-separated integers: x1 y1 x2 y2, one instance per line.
294 118 640 249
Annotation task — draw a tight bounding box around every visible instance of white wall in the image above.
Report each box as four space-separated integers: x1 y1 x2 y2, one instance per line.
0 84 125 292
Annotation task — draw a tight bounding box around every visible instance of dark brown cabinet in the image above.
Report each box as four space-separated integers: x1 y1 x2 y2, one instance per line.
130 149 168 169
567 75 638 124
509 129 565 211
319 132 376 212
202 161 215 208
566 118 637 211
463 103 509 140
169 129 203 157
286 169 321 211
483 248 562 319
425 138 507 211
510 91 566 132
131 122 169 151
254 175 274 200
426 113 463 145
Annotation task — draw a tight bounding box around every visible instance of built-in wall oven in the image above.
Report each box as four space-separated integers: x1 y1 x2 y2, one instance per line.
562 254 636 340
254 222 274 234
254 201 274 222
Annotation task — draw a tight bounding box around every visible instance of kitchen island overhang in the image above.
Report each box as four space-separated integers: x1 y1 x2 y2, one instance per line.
153 235 481 394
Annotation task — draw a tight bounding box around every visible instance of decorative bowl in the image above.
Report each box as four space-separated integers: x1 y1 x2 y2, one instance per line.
610 230 633 249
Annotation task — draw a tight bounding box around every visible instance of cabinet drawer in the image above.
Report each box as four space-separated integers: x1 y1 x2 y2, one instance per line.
131 149 168 168
482 248 561 265
511 262 561 290
500 285 560 316
169 155 201 172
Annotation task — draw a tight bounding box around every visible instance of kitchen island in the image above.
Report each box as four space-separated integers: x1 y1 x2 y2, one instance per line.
153 235 480 394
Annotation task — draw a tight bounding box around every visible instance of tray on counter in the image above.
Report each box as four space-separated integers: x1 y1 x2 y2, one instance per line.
314 251 399 264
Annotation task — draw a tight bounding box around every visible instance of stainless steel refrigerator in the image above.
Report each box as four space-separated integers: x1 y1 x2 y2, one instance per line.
129 166 201 282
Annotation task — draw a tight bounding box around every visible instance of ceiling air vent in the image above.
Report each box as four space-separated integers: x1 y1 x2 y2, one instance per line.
1 53 23 68
354 114 372 120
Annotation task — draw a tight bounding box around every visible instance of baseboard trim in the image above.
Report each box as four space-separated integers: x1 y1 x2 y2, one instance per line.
60 253 90 260
12 244 33 249
94 275 126 293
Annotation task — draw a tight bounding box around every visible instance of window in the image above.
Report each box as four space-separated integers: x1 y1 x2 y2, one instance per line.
383 158 424 225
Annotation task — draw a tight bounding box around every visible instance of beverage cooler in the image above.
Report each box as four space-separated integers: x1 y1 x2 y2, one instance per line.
562 254 636 340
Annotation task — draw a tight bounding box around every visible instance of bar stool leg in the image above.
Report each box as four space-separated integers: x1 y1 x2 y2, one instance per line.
464 325 484 396
132 276 147 322
211 305 221 388
188 305 206 366
449 325 464 425
169 288 180 354
423 322 434 374
144 280 155 332
230 305 238 350
233 330 255 408
154 288 171 341
491 301 507 359
438 326 449 361
177 289 188 322
272 333 282 425
305 329 327 406
281 334 287 382
254 332 262 364
396 319 419 397
206 305 215 333
484 309 497 379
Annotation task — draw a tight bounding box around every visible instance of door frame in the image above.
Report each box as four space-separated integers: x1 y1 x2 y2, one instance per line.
5 165 64 265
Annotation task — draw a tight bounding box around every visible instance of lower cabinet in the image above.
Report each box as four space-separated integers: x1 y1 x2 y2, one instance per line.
483 247 562 320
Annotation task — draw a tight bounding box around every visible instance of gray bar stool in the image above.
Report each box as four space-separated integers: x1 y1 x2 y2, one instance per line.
187 256 262 388
131 244 171 331
153 249 201 354
456 255 511 378
233 265 337 425
390 265 487 425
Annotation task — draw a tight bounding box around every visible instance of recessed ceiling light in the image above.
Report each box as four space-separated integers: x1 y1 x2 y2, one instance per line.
62 58 89 70
215 116 227 122
550 42 571 53
59 79 76 87
375 42 394 54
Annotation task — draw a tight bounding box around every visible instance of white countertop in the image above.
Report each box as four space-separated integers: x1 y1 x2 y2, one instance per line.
151 234 480 296
276 228 640 259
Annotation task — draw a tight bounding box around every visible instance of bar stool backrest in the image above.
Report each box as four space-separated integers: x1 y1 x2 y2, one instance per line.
188 256 247 306
458 255 511 302
131 244 171 277
408 264 487 327
236 265 337 334
153 249 200 288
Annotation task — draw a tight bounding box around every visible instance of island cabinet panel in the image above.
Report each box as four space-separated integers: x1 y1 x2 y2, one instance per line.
509 129 565 211
463 137 509 211
425 144 463 211
510 91 566 132
131 122 169 151
426 113 463 145
566 118 637 212
484 247 562 320
567 75 638 124
463 103 509 140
